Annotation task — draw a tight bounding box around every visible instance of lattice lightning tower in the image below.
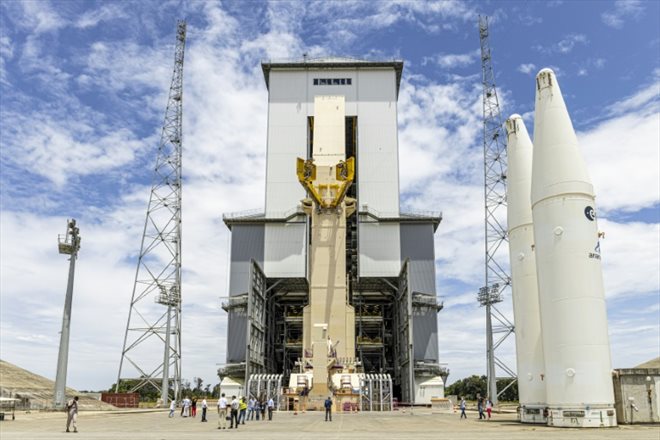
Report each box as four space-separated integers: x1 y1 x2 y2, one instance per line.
116 20 186 404
477 15 516 406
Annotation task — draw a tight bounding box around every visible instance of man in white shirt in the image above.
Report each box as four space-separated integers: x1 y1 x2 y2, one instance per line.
217 393 228 429
168 399 176 418
65 396 79 433
201 398 208 422
267 397 274 421
248 397 256 420
229 395 240 429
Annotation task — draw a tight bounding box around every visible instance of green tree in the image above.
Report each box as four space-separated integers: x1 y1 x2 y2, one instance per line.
496 377 518 402
106 380 161 402
445 375 486 400
193 377 204 394
445 375 519 402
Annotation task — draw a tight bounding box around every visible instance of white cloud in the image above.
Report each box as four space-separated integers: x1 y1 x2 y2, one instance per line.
304 1 476 46
0 35 13 85
1 111 149 187
517 63 536 75
579 82 660 213
75 3 128 29
603 77 658 116
576 57 607 77
17 0 66 34
602 0 645 28
534 34 588 54
598 220 660 299
422 49 480 69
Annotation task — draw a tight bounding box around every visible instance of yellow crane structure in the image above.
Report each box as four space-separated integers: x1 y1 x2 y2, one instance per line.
296 95 357 399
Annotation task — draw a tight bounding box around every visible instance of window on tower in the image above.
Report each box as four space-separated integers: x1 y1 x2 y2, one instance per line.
313 78 353 86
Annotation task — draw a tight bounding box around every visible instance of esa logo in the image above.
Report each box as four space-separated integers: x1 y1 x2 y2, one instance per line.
584 206 596 221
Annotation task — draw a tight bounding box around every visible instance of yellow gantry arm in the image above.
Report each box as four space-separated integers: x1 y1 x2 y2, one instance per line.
296 157 355 209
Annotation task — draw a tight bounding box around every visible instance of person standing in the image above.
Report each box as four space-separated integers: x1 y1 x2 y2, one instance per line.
300 385 309 412
191 397 197 418
486 397 493 420
201 398 208 422
267 396 274 421
65 396 79 433
247 397 256 420
459 397 467 419
477 394 485 420
324 396 332 422
259 398 266 421
184 397 192 417
229 395 240 429
217 393 228 429
169 399 176 418
239 396 247 424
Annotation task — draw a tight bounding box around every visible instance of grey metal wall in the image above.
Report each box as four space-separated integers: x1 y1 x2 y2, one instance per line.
400 223 439 362
412 309 439 362
229 225 264 296
227 312 247 363
227 225 264 363
400 223 436 295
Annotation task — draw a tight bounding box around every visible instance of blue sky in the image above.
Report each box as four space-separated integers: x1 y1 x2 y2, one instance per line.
1 0 658 391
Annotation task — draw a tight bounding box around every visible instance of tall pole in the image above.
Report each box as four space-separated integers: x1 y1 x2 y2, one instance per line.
485 302 497 403
478 15 516 406
161 304 172 402
54 219 81 409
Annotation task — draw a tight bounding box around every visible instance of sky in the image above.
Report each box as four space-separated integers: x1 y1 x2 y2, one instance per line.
0 0 658 392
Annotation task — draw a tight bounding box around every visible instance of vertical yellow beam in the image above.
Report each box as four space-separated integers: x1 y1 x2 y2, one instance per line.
300 96 355 397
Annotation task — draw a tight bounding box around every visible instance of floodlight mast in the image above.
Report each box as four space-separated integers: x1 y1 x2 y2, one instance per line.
116 20 186 404
53 219 81 409
478 15 516 406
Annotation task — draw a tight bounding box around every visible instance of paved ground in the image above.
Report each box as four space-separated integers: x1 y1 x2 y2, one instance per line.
1 408 658 440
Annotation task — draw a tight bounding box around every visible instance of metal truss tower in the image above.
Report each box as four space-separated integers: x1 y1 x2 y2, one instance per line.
477 15 515 406
116 20 186 404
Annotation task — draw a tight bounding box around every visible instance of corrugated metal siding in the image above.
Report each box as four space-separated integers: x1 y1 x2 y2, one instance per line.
400 223 436 295
264 222 306 277
227 312 247 363
413 309 439 362
358 222 401 276
228 225 264 297
401 223 439 362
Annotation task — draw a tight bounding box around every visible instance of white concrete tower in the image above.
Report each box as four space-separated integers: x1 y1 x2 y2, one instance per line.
505 114 546 424
531 68 616 427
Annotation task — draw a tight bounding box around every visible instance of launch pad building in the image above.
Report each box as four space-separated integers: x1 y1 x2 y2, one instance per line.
221 58 445 405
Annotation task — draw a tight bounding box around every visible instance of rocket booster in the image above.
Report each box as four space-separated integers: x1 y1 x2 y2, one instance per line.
505 114 546 424
531 68 616 427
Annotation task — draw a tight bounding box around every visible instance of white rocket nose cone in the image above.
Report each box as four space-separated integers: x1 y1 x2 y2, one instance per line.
531 67 594 205
506 114 533 230
505 114 524 140
536 68 559 98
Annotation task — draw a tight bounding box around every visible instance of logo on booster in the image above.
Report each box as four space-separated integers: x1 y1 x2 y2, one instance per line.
584 206 596 221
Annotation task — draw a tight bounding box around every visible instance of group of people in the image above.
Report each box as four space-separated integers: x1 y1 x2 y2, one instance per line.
66 392 332 432
216 393 275 429
169 397 209 421
458 395 493 420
